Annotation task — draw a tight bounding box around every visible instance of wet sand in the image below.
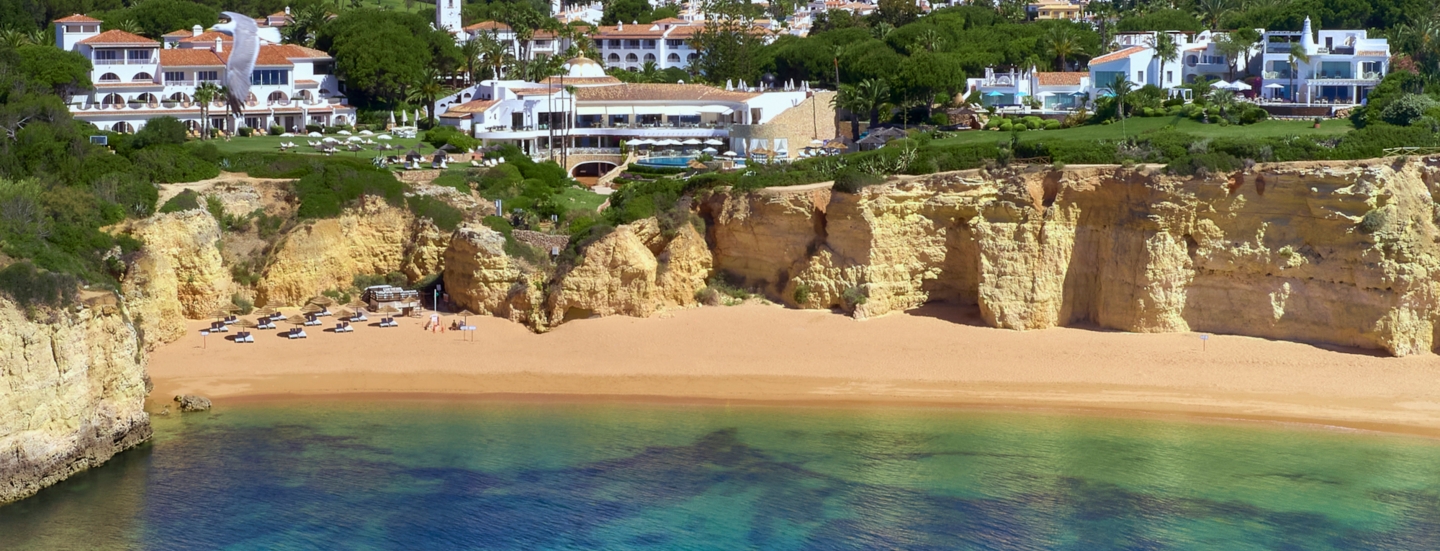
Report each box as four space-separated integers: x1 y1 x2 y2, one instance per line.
148 304 1440 436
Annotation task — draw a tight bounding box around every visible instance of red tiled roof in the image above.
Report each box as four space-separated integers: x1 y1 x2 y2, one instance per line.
1036 72 1085 86
215 45 294 67
572 83 756 102
510 87 559 96
276 44 330 59
55 14 101 23
180 30 230 43
464 21 511 32
295 79 320 87
163 29 194 37
593 24 665 38
1089 46 1148 65
159 49 223 67
78 30 158 45
1355 50 1387 56
444 99 496 115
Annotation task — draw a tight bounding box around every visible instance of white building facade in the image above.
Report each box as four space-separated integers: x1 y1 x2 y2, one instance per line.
1259 17 1388 103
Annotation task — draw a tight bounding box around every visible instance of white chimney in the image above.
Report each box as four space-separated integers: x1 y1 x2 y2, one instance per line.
215 36 223 52
192 24 203 36
285 5 291 15
618 21 623 30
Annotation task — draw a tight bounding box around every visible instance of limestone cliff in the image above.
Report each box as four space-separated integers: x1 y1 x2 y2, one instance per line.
441 225 548 328
256 197 448 306
702 159 1440 356
0 295 151 504
122 210 229 348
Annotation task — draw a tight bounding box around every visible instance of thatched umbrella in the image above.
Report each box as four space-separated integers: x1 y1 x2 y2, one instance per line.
286 314 308 327
235 318 259 329
335 308 355 319
455 309 476 340
346 299 367 310
308 296 336 307
211 309 232 320
377 305 400 315
255 306 279 317
301 303 326 314
221 302 242 313
686 159 707 170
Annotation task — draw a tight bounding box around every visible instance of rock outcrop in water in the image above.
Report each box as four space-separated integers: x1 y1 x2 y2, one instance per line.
441 158 1440 356
0 295 151 505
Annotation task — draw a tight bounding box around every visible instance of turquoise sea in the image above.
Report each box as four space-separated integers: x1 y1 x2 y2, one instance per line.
4 400 1440 550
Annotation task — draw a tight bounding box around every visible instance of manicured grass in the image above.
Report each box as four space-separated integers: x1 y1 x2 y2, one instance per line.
933 117 1355 147
205 134 428 160
553 186 607 214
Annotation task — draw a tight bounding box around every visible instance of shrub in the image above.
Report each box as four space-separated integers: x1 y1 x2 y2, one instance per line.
0 261 78 311
353 271 409 290
306 124 322 133
998 121 1014 132
1239 106 1269 125
927 112 949 126
1043 119 1061 130
230 293 254 315
841 286 867 310
1380 94 1436 126
424 126 481 151
430 172 471 193
131 146 221 183
237 127 253 137
406 195 464 231
832 170 883 194
268 125 284 136
159 189 203 213
1358 207 1389 234
792 283 811 305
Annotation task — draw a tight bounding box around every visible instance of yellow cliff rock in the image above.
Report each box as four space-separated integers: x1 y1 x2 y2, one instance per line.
548 220 713 323
122 210 229 348
0 296 150 504
441 225 547 328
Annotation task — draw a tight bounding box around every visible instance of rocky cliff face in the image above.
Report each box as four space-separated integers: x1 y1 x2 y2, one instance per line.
0 295 151 504
256 197 448 306
701 159 1440 356
121 210 229 348
442 219 713 330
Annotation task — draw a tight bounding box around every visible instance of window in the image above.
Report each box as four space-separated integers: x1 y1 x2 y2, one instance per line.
312 61 332 75
665 39 684 48
198 71 219 83
99 72 120 82
643 53 655 62
625 40 640 48
1203 55 1225 65
608 40 621 48
1137 70 1144 82
1185 55 1198 67
127 49 151 62
686 53 697 62
250 69 289 85
643 39 656 49
608 53 620 63
625 53 638 62
667 53 680 62
133 72 152 82
268 91 287 102
164 71 185 83
1093 71 1124 87
1166 70 1172 84
94 50 119 63
535 40 550 48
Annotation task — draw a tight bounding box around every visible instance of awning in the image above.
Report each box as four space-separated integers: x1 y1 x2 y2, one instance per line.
696 105 734 114
576 106 608 115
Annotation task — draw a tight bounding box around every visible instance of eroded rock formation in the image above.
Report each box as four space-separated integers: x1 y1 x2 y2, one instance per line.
0 295 151 504
122 209 229 348
256 197 448 306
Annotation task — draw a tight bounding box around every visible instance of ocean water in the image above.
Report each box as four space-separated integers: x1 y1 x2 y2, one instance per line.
3 400 1440 550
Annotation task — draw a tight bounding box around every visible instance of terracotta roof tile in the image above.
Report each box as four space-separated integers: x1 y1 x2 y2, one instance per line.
594 24 665 38
1036 72 1085 86
572 83 756 102
510 87 559 96
277 44 331 59
1355 50 1387 56
163 29 194 37
464 21 511 32
295 79 320 87
159 49 223 67
445 99 497 114
216 45 294 67
539 76 622 86
1089 45 1148 65
180 30 230 43
55 14 101 23
78 29 158 45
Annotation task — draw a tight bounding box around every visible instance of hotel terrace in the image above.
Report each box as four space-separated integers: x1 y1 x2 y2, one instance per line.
53 14 355 134
437 57 836 176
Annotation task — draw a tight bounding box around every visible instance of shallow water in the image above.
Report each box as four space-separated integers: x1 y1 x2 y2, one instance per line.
3 400 1440 550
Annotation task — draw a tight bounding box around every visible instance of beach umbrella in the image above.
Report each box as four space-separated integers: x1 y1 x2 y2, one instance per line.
301 303 326 314
388 111 396 126
220 302 242 313
705 138 725 145
629 138 652 145
346 299 368 310
985 91 1004 97
701 147 718 153
335 308 355 319
400 111 408 124
1265 83 1285 89
1230 81 1252 91
255 305 279 317
235 318 259 329
722 151 737 157
308 296 336 306
377 305 401 315
1210 80 1231 89
211 308 232 320
681 138 703 145
413 110 421 124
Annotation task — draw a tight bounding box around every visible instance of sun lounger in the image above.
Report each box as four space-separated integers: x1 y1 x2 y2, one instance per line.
223 315 237 325
236 331 254 343
287 329 308 339
316 308 332 317
379 317 399 328
349 313 368 322
333 322 354 333
211 322 229 333
258 321 276 330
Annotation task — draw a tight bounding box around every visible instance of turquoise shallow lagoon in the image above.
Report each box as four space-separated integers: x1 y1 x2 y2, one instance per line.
3 400 1440 550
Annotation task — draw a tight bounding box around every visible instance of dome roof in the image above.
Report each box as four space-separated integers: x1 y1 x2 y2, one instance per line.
564 56 607 78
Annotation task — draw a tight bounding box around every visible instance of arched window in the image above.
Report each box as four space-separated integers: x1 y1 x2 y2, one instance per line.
132 72 152 82
1185 55 1198 67
99 73 120 82
608 53 620 63
643 53 656 62
686 53 697 62
112 122 134 133
334 115 348 125
134 93 158 105
667 53 680 63
168 92 189 102
246 92 257 105
625 53 638 62
102 93 124 106
299 90 313 101
267 91 288 103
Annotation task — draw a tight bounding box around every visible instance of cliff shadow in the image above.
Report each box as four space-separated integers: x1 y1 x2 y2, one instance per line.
904 303 988 327
920 217 981 307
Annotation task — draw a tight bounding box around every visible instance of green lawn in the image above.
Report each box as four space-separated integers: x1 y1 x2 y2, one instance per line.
933 117 1355 147
206 134 429 161
553 187 608 214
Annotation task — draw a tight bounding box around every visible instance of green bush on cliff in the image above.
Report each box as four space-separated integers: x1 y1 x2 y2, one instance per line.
406 194 463 231
0 261 78 310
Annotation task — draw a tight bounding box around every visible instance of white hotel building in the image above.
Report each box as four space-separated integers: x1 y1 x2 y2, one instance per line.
53 14 356 134
437 57 836 176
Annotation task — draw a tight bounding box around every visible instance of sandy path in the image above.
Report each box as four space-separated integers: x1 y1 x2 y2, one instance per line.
147 304 1440 435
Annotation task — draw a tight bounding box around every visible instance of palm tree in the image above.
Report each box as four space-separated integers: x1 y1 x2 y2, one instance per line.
111 19 144 36
1193 0 1233 30
831 85 864 141
459 39 482 85
1287 42 1309 102
854 78 892 128
913 29 944 53
285 4 329 47
194 82 223 139
478 34 510 80
0 28 35 48
1152 33 1179 89
639 60 659 82
408 67 445 124
1107 74 1134 139
1043 25 1086 71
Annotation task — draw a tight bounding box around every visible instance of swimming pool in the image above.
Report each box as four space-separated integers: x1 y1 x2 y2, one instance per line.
636 155 744 168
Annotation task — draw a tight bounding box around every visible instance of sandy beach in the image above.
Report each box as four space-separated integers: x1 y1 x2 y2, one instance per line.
148 304 1440 435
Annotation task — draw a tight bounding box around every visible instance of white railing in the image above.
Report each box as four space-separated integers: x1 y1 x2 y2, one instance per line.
94 59 126 65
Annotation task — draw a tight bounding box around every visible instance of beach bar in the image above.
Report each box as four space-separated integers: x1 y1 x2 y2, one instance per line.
361 285 420 316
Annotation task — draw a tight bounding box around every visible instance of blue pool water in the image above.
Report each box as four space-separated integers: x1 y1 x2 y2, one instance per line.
4 400 1440 550
636 156 743 168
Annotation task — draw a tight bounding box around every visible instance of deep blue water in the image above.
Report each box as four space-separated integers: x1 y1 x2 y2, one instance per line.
3 400 1440 550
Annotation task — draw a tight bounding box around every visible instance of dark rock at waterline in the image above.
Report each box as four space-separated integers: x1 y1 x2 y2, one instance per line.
175 395 212 412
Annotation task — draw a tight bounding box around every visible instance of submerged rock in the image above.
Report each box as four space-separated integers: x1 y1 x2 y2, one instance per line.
174 395 212 412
